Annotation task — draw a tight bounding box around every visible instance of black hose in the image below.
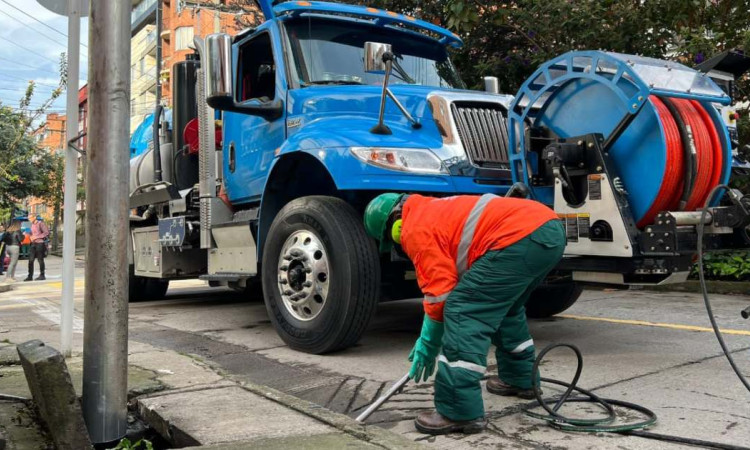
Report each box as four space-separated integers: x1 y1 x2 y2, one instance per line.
697 184 750 393
525 343 657 432
153 104 164 183
659 96 695 210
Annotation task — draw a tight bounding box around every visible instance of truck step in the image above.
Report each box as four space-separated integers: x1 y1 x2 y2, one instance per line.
199 273 250 282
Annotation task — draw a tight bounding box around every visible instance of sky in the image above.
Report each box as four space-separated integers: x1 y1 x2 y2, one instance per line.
0 0 89 115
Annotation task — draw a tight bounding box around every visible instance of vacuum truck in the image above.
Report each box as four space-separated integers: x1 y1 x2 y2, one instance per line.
128 0 750 354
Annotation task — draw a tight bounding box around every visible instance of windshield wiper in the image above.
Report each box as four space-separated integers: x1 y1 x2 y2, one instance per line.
303 80 364 86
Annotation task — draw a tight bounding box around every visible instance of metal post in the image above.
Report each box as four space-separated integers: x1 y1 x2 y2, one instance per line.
155 0 162 107
81 0 131 444
59 0 80 358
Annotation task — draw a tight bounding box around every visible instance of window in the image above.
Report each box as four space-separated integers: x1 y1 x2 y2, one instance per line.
237 33 275 102
175 27 194 51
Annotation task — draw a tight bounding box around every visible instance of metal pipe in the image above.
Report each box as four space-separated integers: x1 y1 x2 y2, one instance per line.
81 0 131 443
153 104 163 182
668 211 713 226
355 373 410 423
385 89 420 129
60 0 81 358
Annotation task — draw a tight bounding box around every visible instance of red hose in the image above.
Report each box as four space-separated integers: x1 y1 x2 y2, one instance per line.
673 99 714 211
638 96 684 228
637 98 724 228
690 100 723 196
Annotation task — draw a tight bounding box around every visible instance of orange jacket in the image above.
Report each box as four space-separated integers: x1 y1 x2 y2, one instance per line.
400 194 559 322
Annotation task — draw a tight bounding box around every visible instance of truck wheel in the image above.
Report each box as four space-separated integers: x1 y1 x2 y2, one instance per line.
262 196 380 354
128 265 169 302
526 279 583 318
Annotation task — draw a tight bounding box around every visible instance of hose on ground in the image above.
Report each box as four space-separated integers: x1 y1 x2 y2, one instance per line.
697 184 750 393
524 343 658 432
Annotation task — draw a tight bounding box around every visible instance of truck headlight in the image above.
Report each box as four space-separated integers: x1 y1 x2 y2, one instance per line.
350 147 447 174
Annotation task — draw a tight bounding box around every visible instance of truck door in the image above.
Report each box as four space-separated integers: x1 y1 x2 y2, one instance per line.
222 31 285 204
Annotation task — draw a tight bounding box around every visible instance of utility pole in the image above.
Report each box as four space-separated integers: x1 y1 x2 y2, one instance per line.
81 0 131 444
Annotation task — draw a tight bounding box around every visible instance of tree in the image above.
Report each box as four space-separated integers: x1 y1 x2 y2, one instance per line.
0 54 67 220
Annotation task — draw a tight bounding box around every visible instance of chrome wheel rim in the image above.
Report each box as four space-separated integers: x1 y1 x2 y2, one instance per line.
277 230 330 321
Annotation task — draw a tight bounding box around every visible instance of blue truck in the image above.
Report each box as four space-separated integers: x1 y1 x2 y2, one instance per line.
129 0 750 354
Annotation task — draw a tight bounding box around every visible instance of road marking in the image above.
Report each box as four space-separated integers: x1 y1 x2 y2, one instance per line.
0 303 33 310
559 314 750 336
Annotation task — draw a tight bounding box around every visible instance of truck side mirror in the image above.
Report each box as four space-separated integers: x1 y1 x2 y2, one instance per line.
364 42 392 74
205 33 233 102
204 33 283 121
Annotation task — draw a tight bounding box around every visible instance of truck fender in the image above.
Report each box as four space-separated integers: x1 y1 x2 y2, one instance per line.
257 150 339 258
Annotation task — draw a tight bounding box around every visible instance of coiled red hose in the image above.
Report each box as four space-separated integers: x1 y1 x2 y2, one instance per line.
637 97 724 228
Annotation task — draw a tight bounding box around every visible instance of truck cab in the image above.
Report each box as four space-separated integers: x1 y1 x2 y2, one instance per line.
129 0 526 354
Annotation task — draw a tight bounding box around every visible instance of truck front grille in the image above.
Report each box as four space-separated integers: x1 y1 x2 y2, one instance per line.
451 102 510 169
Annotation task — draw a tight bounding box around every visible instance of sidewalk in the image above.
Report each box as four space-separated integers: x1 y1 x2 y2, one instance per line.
0 339 421 449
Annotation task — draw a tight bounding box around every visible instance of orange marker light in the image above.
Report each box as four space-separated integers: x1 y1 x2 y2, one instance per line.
405 15 416 21
297 1 311 6
386 11 398 17
366 7 379 13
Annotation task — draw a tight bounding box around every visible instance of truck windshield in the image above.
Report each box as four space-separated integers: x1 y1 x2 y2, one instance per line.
285 18 465 89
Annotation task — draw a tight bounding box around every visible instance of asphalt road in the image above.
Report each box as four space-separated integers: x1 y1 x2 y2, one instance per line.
2 277 749 449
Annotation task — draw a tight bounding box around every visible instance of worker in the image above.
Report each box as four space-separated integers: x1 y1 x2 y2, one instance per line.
364 193 566 435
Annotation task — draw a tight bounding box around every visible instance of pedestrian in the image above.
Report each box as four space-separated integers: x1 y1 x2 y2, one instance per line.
25 215 49 281
364 193 566 435
4 222 23 282
0 224 5 277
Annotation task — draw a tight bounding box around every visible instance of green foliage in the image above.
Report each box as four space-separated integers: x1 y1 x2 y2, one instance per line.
692 251 750 281
109 438 154 450
0 54 67 211
346 0 750 95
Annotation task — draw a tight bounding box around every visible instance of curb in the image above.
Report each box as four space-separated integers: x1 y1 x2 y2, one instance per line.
643 280 750 295
135 379 423 450
0 284 12 293
235 379 423 450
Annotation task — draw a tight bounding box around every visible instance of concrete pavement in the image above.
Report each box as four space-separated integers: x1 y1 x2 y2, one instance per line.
0 275 749 448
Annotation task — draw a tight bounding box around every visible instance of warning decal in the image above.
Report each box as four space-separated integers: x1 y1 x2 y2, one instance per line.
578 213 590 238
565 214 578 242
588 175 602 200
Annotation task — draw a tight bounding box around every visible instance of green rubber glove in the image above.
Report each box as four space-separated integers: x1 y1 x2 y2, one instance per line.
408 315 444 383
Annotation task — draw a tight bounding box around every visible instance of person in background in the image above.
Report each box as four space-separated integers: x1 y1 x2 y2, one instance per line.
0 225 5 277
25 215 49 281
4 222 22 282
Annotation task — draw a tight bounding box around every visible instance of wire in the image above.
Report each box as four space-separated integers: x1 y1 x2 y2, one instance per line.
0 56 60 75
0 9 69 52
525 343 658 432
697 184 750 393
0 0 88 49
0 35 62 65
0 72 61 88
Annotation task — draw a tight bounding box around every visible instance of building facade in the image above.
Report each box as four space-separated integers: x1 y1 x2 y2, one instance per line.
27 113 66 222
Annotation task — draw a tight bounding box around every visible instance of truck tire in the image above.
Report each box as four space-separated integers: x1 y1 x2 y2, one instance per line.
128 265 169 302
525 279 583 318
262 196 380 354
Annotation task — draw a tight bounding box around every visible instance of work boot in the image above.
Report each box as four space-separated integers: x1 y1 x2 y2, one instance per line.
35 275 45 281
23 276 32 282
414 410 486 435
486 376 539 399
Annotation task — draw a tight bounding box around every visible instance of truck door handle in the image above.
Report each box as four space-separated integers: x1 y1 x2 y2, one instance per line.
228 141 236 173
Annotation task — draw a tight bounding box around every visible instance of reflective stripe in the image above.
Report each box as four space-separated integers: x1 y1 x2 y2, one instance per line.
437 354 486 375
424 292 451 303
456 194 497 276
510 339 534 354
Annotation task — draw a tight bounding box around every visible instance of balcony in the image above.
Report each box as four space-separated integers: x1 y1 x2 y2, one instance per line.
131 67 157 95
131 0 156 35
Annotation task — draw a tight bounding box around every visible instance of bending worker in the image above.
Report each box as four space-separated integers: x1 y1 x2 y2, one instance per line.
364 193 566 435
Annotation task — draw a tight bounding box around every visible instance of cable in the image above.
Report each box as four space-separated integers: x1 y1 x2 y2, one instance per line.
697 184 750 393
0 0 88 49
0 72 61 88
525 343 658 432
0 35 62 65
0 56 60 75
